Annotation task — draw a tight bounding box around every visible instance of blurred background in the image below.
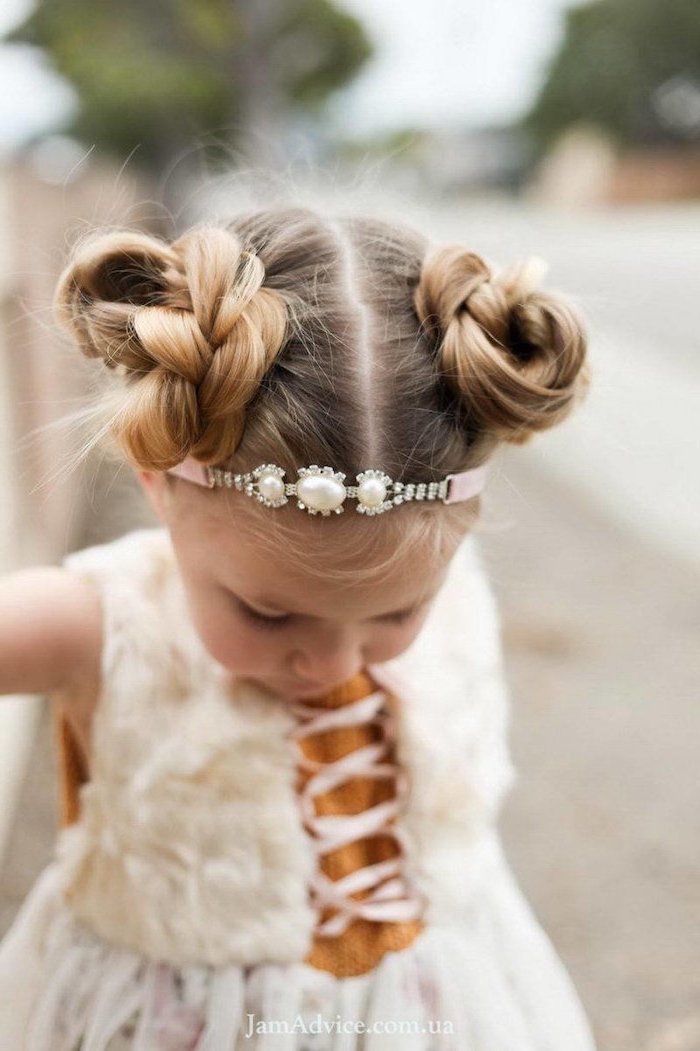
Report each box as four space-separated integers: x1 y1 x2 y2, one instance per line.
0 1 698 1048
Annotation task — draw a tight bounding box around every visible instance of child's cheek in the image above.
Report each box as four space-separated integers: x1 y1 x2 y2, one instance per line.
222 631 278 677
199 610 280 677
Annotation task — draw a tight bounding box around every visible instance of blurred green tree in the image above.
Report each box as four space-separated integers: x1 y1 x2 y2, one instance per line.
4 0 372 174
522 0 700 158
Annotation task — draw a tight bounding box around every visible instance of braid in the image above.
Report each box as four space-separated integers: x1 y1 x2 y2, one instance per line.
414 244 589 446
54 226 289 469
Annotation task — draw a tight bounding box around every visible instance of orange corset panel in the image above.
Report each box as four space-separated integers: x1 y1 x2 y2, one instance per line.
290 670 425 978
54 706 89 830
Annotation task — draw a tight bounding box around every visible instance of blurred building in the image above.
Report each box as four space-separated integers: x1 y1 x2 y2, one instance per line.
406 124 530 197
527 123 700 206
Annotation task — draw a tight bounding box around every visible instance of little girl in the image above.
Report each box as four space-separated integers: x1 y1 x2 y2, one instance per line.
0 201 596 1049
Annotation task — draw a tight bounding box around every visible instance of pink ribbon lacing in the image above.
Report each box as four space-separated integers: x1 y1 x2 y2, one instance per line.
288 688 425 938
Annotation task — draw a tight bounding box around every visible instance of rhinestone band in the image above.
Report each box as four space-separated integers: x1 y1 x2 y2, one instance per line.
167 457 488 512
206 463 454 516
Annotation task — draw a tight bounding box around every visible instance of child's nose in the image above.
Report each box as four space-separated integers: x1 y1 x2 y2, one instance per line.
290 632 364 688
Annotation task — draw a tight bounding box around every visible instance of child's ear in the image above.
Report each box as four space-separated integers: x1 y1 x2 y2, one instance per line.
136 470 169 524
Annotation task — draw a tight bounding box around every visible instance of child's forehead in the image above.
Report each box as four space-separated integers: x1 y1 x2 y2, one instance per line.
175 493 451 607
183 488 409 558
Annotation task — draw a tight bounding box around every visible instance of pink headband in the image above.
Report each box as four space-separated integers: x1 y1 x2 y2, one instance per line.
166 457 488 516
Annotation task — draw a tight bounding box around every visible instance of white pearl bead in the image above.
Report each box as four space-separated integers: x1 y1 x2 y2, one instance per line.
357 477 387 507
258 473 285 501
297 475 346 511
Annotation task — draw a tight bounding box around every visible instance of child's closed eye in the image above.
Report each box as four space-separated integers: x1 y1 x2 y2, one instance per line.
236 600 291 629
232 595 421 631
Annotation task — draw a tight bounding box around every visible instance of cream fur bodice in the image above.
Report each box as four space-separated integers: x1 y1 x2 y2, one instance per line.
54 527 517 968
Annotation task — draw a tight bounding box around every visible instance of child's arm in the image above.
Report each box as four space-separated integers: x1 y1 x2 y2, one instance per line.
0 567 102 699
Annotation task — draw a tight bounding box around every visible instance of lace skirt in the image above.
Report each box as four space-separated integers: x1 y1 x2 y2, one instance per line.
0 861 596 1051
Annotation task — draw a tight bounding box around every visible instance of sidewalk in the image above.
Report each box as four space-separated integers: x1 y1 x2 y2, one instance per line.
1 450 698 1050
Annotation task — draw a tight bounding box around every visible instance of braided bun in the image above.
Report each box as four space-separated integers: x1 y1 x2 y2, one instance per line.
54 225 289 470
414 244 589 446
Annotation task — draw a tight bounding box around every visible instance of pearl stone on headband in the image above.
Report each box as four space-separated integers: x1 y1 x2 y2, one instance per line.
166 459 489 515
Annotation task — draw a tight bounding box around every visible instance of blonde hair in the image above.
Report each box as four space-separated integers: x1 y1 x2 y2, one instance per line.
54 203 590 580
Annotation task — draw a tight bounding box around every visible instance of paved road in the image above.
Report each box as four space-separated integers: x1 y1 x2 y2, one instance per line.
1 446 698 1051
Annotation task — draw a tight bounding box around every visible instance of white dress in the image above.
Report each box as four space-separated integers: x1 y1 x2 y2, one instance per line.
0 527 597 1051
